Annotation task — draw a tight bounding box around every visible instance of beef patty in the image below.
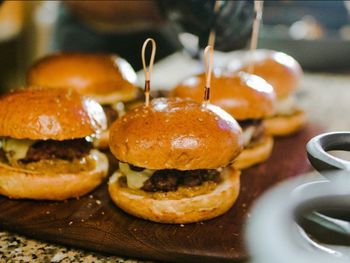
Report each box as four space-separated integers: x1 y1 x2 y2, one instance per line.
140 169 220 192
20 139 92 163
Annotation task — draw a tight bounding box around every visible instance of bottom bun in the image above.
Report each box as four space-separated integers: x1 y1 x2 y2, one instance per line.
0 150 108 200
108 167 240 224
233 136 273 170
264 110 306 136
93 129 110 149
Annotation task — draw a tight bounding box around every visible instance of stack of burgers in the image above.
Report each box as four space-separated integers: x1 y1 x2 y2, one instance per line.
171 49 305 170
226 49 305 137
27 53 143 149
0 46 305 224
171 70 276 170
0 52 141 201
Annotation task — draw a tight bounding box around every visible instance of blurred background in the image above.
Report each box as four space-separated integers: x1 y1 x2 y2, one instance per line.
0 0 350 91
0 1 59 91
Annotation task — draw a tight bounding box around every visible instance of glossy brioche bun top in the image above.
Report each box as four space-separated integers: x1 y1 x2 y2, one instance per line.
0 87 107 140
26 53 139 104
171 71 276 121
109 97 243 170
227 49 303 98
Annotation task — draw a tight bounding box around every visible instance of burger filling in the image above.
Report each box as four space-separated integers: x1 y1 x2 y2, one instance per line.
102 102 125 127
117 162 221 192
0 138 95 173
102 90 145 126
239 119 265 147
274 95 298 116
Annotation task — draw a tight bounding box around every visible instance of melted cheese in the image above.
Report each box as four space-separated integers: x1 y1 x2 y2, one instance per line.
119 162 155 189
276 96 296 115
111 102 126 117
242 126 256 147
2 138 35 162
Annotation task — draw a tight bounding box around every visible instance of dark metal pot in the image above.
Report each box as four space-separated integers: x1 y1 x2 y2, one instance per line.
307 132 350 172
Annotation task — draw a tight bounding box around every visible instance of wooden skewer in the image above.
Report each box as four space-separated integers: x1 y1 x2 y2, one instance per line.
204 45 214 103
248 0 264 74
208 0 224 48
207 30 216 50
141 38 156 107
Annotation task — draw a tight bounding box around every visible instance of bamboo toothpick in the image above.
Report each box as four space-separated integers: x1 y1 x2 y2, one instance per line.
204 45 214 103
208 0 224 48
248 0 264 74
141 38 156 107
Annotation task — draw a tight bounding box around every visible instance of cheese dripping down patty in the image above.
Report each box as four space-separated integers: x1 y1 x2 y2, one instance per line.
239 120 265 147
1 138 35 162
0 137 96 164
242 126 256 147
119 162 155 189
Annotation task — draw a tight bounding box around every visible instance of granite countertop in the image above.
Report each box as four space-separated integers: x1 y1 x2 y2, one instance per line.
0 231 146 263
1 72 350 262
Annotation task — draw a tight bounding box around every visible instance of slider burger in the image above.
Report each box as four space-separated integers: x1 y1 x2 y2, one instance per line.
227 49 305 136
171 71 275 170
108 98 243 223
0 88 108 200
26 53 141 148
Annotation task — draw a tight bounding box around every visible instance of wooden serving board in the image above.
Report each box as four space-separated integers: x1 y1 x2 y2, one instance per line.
0 124 322 263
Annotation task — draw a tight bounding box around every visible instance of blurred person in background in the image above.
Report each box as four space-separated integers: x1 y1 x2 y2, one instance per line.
55 1 180 70
54 0 255 70
49 0 350 71
0 0 255 91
